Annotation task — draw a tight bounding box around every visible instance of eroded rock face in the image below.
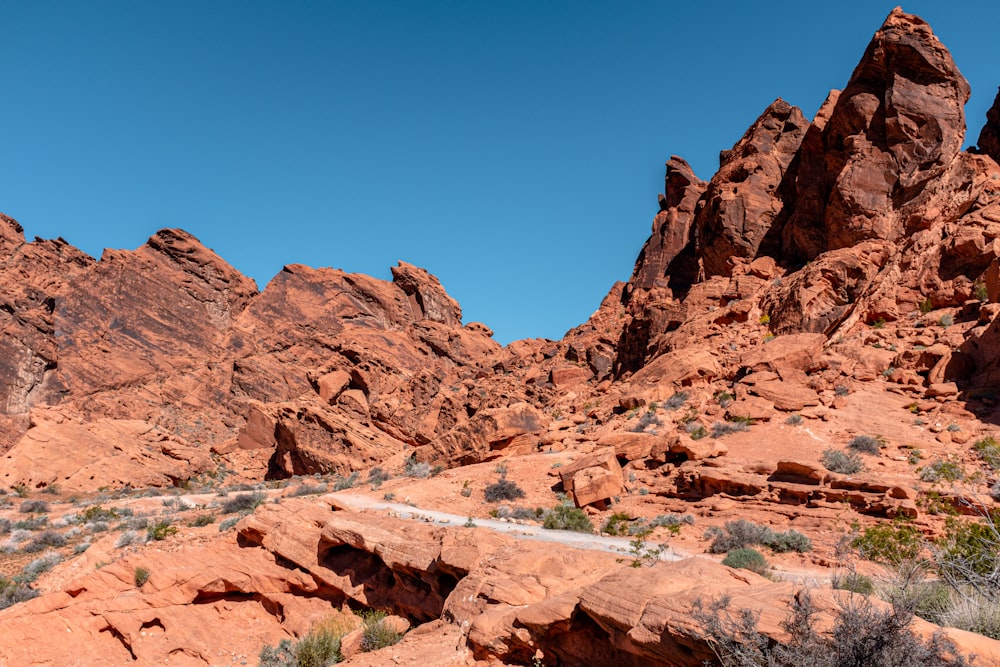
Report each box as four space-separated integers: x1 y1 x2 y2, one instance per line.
979 88 1000 164
0 222 509 488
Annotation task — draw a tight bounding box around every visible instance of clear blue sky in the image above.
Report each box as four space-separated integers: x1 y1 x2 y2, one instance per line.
1 2 998 344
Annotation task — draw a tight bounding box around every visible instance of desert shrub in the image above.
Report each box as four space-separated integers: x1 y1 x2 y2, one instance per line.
934 515 1000 587
23 530 65 553
705 519 812 554
940 595 1000 640
848 435 883 455
288 482 328 497
359 609 404 652
686 423 708 440
785 414 803 426
835 384 850 396
73 542 91 554
220 491 265 515
721 548 768 575
13 515 48 531
218 516 239 532
0 518 10 535
822 449 863 474
146 520 177 541
920 458 965 483
0 576 38 610
543 502 593 533
260 614 352 667
632 411 661 432
711 420 750 438
664 391 690 410
19 499 49 514
404 456 431 479
115 530 145 548
716 391 735 408
832 571 875 595
484 477 525 503
333 472 358 491
851 520 923 565
769 530 813 553
975 437 1000 470
80 505 119 522
692 591 974 667
602 512 633 536
134 566 151 587
189 513 214 527
368 466 390 488
21 552 61 581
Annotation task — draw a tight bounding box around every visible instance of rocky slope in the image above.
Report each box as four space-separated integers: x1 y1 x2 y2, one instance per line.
4 6 1000 666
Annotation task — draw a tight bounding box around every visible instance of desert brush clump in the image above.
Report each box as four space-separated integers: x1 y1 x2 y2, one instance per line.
822 449 863 474
220 491 265 515
358 609 404 652
721 547 769 575
259 614 355 667
847 434 884 455
705 519 812 554
483 474 525 503
542 500 593 533
692 591 974 667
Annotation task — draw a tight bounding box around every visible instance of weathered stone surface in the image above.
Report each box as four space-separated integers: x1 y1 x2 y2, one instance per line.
558 448 624 507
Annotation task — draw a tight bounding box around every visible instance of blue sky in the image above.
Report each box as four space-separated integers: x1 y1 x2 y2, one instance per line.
1 2 998 343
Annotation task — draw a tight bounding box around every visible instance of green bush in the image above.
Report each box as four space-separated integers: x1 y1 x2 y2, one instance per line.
189 513 214 527
80 505 119 522
974 437 1000 470
333 472 359 491
359 609 403 652
146 520 178 541
721 548 768 575
832 571 875 595
259 614 351 667
851 520 923 565
543 502 593 533
920 458 964 483
134 566 151 587
601 512 632 536
822 449 863 474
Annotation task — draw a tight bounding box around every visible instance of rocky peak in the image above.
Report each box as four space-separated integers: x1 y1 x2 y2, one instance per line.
695 98 808 277
390 260 462 326
784 6 970 257
978 87 1000 164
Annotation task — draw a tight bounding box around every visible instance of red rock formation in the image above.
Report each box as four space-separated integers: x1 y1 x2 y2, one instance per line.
978 87 1000 163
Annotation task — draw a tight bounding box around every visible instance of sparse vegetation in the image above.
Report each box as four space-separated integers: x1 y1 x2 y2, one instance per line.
358 609 404 652
974 437 1000 470
333 472 359 491
920 458 965 483
692 591 974 667
721 547 768 575
484 476 525 503
664 391 689 410
23 530 66 553
711 420 750 438
368 466 390 488
220 491 265 515
785 414 802 426
147 520 178 541
848 434 884 455
19 499 49 514
705 519 812 554
832 570 876 595
404 456 432 479
822 449 863 474
259 613 351 667
542 501 593 533
851 520 924 565
134 566 151 587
